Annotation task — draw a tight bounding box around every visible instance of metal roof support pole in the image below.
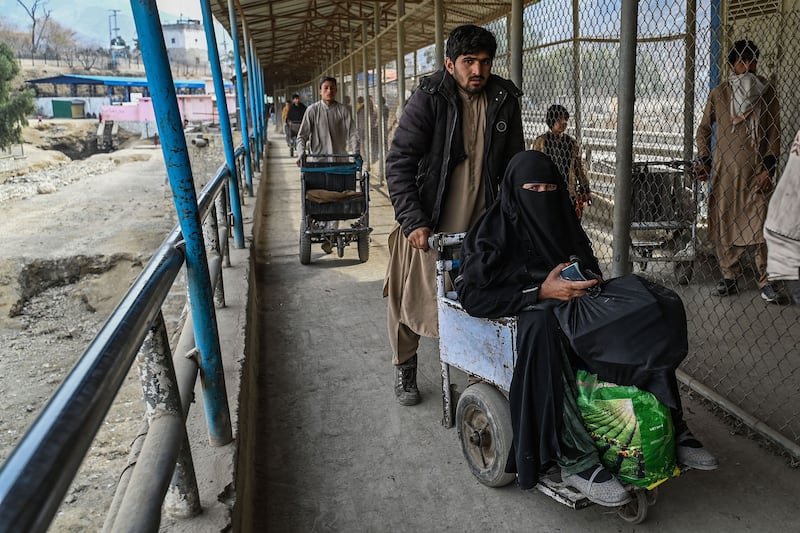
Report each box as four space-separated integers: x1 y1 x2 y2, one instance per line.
610 0 638 278
684 0 697 163
261 66 267 146
243 30 255 167
200 0 244 248
243 30 260 170
510 0 522 89
252 48 262 156
350 44 358 127
362 24 372 169
131 0 232 446
571 0 583 143
374 3 386 183
338 45 346 103
434 0 444 69
396 0 406 113
252 41 263 163
228 0 253 196
257 62 266 151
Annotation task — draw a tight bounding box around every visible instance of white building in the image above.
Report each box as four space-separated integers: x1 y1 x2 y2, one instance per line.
162 18 208 71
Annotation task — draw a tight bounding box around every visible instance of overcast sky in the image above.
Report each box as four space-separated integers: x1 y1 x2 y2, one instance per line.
2 0 230 46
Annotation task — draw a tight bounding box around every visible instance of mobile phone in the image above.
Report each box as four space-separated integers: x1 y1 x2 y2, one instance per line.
560 261 588 281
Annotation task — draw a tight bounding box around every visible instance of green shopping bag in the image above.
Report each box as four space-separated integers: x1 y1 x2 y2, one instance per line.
575 369 678 488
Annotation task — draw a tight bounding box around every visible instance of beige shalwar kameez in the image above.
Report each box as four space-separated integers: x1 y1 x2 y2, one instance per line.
384 91 488 364
696 76 780 286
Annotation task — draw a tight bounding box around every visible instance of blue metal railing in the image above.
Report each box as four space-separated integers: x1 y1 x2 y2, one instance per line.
0 0 260 529
0 160 243 531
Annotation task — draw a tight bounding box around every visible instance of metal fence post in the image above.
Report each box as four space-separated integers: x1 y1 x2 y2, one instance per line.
610 0 638 278
137 312 202 520
131 0 232 446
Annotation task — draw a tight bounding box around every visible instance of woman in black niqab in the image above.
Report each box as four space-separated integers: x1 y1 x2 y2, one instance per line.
457 150 601 318
456 150 613 495
456 151 717 497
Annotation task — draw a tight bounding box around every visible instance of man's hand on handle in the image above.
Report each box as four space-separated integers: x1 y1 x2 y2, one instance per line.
408 227 432 251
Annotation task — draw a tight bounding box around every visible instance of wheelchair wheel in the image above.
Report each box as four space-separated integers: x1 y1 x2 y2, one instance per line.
456 383 515 487
357 234 369 263
299 221 311 265
617 489 648 524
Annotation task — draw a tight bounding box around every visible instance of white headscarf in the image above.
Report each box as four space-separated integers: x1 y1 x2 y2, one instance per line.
729 72 766 146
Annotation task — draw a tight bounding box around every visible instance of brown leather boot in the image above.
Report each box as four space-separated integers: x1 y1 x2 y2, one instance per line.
394 355 420 406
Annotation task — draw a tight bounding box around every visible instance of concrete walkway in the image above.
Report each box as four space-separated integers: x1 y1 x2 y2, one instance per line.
240 141 799 532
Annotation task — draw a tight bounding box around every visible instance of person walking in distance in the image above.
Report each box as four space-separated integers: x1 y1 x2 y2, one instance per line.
296 77 359 253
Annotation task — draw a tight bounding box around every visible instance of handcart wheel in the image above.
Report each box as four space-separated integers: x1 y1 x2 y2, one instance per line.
299 221 311 265
617 489 648 524
639 249 651 271
674 261 693 285
357 234 369 263
455 383 515 488
336 234 345 258
646 487 658 506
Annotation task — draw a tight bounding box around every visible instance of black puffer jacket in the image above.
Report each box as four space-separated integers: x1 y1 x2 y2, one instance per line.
386 68 525 237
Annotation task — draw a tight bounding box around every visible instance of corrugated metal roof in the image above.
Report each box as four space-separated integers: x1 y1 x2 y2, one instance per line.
209 0 518 91
26 74 232 90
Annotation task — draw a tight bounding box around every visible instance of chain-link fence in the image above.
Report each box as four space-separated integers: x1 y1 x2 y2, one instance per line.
502 0 799 461
270 0 799 461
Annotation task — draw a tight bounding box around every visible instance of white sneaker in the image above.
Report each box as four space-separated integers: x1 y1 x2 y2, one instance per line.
562 465 632 507
677 442 719 470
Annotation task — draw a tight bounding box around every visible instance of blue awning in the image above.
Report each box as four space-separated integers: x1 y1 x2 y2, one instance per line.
26 74 233 90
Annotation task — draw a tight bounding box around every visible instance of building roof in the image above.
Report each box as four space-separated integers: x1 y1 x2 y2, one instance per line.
26 74 232 90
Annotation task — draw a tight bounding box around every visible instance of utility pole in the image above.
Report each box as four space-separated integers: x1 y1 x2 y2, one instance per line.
218 38 231 76
109 9 121 69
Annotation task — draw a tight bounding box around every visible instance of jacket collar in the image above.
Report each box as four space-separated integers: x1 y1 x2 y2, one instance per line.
419 67 521 102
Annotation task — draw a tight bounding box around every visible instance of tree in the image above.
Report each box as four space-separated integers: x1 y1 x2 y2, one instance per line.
42 20 77 59
76 48 101 71
15 0 51 56
0 41 35 150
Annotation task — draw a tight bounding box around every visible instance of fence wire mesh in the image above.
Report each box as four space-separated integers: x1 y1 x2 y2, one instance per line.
279 0 799 460
516 0 800 459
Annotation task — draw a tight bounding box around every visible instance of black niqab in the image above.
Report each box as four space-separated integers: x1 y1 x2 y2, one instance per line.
459 150 599 300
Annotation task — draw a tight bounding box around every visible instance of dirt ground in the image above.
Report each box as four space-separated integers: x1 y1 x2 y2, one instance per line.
0 118 220 531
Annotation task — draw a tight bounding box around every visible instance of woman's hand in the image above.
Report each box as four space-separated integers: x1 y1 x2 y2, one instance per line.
539 263 600 301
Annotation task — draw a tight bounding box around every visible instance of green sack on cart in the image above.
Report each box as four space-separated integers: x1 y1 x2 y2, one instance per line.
575 369 677 488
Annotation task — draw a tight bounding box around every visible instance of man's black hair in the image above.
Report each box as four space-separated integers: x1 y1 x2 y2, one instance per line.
292 93 300 99
545 104 569 129
728 40 760 66
445 24 497 61
319 76 337 88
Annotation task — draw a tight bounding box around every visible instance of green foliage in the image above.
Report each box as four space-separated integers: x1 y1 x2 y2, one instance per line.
0 41 34 150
